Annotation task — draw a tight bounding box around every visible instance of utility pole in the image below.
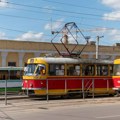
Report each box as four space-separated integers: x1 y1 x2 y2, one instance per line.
96 36 104 59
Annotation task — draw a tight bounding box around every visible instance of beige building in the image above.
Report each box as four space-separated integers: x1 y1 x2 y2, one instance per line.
0 39 120 67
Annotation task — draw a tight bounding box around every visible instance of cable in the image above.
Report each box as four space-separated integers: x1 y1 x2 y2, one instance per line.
0 1 119 44
1 1 120 25
1 1 120 20
1 6 106 22
41 0 109 12
0 13 51 22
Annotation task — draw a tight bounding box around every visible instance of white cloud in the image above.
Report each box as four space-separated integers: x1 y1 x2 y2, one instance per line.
103 11 120 21
0 32 7 39
101 0 120 21
101 0 120 10
107 29 120 41
93 28 120 41
15 31 44 41
101 0 120 42
0 0 8 8
44 18 64 30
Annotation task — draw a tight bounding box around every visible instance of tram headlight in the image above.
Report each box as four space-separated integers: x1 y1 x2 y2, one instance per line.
41 81 43 84
25 80 28 83
30 83 33 87
117 80 120 83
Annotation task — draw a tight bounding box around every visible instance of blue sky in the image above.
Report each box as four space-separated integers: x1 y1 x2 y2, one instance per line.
0 0 120 46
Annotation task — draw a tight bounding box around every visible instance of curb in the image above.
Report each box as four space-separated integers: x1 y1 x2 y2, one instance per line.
0 95 28 100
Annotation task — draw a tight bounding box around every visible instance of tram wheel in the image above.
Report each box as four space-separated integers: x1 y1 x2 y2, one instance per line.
60 95 68 99
114 90 120 97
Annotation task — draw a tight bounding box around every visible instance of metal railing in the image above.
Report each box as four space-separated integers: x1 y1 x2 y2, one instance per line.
44 78 112 101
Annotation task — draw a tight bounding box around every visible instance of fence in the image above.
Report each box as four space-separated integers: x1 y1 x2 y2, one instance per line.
26 78 112 102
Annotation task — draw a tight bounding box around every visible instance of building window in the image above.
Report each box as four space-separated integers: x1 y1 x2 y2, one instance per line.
8 62 16 67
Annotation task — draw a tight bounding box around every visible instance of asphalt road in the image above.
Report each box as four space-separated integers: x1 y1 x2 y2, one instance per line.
0 97 120 120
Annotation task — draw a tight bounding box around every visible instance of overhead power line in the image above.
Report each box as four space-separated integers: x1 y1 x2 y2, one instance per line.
0 12 51 22
2 6 106 22
1 0 119 22
0 1 119 45
1 0 120 20
41 0 109 12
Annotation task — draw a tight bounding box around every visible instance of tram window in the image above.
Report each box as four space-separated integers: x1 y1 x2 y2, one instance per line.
75 65 80 76
82 65 95 76
24 64 37 75
0 70 23 80
97 65 108 76
110 65 113 76
67 64 80 76
0 71 7 80
35 65 46 75
49 64 65 76
113 64 120 76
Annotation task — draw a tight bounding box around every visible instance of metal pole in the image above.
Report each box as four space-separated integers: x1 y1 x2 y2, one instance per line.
5 76 7 105
107 79 109 92
65 79 67 93
5 70 10 105
27 81 29 96
92 79 95 99
46 79 49 102
96 36 99 60
82 78 85 99
96 36 104 60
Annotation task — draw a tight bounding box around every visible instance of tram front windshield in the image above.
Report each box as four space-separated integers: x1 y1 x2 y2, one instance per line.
24 64 37 75
113 64 120 76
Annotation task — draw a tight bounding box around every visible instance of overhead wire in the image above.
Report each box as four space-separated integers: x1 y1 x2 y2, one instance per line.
0 0 119 44
2 2 118 24
41 0 109 12
1 0 120 20
1 5 107 22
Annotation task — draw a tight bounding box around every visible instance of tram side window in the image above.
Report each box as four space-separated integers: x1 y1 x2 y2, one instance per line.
97 65 108 76
110 65 113 76
82 65 95 76
0 70 23 80
49 64 65 76
67 64 80 76
10 71 23 79
0 71 7 80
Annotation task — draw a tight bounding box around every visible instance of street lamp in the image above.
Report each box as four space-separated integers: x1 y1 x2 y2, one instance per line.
85 36 91 43
96 36 104 60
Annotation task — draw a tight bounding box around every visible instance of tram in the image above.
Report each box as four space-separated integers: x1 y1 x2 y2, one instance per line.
0 67 23 92
112 58 120 95
22 57 115 97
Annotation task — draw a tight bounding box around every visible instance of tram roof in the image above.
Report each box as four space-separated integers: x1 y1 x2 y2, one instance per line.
32 57 113 64
114 58 120 64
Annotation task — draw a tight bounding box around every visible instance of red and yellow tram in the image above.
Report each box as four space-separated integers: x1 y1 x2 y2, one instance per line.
112 58 120 95
22 57 115 97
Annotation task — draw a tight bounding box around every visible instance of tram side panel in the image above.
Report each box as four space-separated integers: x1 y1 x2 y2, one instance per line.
22 77 114 96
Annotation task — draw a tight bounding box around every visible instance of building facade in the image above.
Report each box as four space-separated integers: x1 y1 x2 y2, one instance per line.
0 39 120 67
